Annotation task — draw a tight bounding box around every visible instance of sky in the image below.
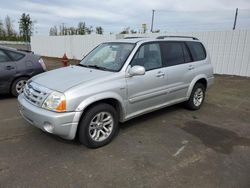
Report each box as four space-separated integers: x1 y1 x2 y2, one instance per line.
0 0 250 35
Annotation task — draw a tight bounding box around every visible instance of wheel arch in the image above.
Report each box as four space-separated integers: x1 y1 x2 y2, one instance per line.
76 92 126 123
187 75 208 99
9 75 30 93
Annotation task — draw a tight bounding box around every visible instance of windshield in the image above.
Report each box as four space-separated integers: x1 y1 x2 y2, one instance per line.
80 43 135 71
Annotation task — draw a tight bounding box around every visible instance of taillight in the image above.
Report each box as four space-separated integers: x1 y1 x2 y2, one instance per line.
38 58 47 71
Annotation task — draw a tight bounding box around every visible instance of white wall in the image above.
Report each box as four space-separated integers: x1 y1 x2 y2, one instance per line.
31 30 250 77
31 34 116 60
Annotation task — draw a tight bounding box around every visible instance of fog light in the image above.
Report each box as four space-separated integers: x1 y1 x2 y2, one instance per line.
43 122 54 133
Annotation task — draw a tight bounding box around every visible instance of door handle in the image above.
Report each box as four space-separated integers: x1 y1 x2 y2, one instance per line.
156 72 165 77
6 66 15 70
188 65 195 70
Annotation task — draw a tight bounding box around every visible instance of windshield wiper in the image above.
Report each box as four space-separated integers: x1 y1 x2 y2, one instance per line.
85 65 110 71
77 64 88 67
77 64 112 71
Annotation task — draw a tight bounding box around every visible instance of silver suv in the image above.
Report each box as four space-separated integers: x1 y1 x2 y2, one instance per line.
18 36 214 148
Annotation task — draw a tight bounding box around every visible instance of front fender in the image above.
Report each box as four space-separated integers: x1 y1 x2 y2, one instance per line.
75 92 126 121
186 74 208 98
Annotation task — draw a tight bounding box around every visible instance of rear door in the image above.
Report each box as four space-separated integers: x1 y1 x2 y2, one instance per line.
0 49 17 92
126 42 167 117
160 41 193 101
185 41 207 74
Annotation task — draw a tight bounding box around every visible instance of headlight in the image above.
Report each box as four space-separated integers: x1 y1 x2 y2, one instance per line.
42 91 66 112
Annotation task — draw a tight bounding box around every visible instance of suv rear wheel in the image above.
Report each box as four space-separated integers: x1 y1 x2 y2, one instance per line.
11 77 28 97
185 83 205 110
78 103 119 148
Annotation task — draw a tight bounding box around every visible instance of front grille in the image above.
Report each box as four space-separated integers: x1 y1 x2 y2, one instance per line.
23 81 51 107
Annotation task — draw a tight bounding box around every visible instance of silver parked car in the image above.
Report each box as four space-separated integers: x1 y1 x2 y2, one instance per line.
18 36 214 148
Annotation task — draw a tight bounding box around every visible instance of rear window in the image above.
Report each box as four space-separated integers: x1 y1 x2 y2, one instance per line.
6 51 25 61
186 42 206 61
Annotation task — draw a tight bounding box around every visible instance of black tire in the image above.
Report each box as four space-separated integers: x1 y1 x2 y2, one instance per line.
78 103 119 148
11 77 28 97
185 83 205 110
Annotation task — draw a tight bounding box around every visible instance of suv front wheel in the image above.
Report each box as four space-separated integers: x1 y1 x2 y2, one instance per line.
78 103 119 148
185 83 205 110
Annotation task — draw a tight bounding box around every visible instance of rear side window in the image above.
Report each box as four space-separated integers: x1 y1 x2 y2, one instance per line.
183 44 192 63
161 42 185 66
6 51 25 61
0 50 11 63
186 42 206 61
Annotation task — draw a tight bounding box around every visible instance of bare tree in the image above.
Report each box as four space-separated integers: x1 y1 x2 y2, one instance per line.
49 25 58 36
5 15 15 37
59 23 66 35
0 19 5 37
69 27 77 35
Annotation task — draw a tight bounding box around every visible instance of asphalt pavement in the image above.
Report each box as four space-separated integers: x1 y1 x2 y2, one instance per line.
0 75 250 188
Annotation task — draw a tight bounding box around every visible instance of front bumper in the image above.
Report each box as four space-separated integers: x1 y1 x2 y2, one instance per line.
18 94 81 140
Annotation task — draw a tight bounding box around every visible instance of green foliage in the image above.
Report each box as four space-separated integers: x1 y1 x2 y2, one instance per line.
0 13 33 42
19 13 33 42
51 22 95 36
78 22 86 35
96 26 103 34
86 26 93 34
0 20 4 36
120 27 130 34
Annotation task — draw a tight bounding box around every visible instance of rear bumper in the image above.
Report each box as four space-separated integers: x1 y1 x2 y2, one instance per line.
18 94 81 140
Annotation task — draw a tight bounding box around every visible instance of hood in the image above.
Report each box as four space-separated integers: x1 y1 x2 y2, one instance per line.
32 65 113 92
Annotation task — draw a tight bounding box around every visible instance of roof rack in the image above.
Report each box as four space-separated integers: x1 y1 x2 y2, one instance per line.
156 36 199 40
124 36 147 39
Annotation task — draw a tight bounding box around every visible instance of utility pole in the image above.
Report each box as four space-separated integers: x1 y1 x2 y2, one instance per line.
233 8 238 30
150 9 155 33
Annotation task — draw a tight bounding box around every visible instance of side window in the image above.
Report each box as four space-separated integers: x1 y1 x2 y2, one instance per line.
161 42 185 66
131 43 162 71
182 43 192 63
186 42 206 61
6 51 25 61
0 50 11 63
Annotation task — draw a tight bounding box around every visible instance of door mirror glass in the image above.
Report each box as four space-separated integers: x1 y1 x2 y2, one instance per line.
128 65 145 76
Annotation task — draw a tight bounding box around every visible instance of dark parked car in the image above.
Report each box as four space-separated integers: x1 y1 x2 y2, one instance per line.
0 45 46 96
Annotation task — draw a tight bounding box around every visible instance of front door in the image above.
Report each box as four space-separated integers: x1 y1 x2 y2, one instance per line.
125 43 167 118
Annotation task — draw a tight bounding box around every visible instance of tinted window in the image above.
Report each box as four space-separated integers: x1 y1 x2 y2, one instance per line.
183 44 192 63
186 42 206 61
131 43 162 71
161 42 185 66
7 51 25 61
0 50 11 63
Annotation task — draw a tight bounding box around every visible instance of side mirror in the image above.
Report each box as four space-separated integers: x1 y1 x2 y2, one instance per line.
128 66 145 76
